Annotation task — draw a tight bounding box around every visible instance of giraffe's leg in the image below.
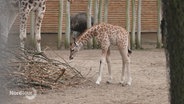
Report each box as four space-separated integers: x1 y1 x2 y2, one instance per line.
119 47 132 86
106 47 113 84
120 56 126 84
19 12 29 50
96 49 107 85
34 9 45 52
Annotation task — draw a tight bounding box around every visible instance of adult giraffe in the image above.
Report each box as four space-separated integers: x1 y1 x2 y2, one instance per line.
0 0 75 51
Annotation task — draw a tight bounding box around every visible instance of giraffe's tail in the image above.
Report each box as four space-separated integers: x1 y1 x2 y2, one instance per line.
128 49 132 56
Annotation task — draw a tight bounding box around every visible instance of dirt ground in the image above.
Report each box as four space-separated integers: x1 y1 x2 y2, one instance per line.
11 48 169 104
6 33 169 104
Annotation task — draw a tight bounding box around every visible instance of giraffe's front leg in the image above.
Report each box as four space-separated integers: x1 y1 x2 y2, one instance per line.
96 56 106 85
19 12 28 50
20 28 26 50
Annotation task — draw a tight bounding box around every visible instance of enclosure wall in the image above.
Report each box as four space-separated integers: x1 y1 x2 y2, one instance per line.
11 0 158 33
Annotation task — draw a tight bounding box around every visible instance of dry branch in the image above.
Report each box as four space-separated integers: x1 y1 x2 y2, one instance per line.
8 48 84 89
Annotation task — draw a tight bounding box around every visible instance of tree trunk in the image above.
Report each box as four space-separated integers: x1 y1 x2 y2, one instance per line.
87 0 93 48
87 0 92 29
136 0 142 49
93 0 99 48
65 0 71 49
162 0 184 104
93 0 98 24
157 0 162 48
58 0 64 49
30 11 35 48
98 0 103 23
103 0 109 23
131 0 136 49
125 0 130 32
125 0 131 50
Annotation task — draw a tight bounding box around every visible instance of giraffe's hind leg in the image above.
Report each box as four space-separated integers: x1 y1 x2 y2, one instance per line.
106 47 113 84
19 10 30 50
34 6 46 52
119 47 132 86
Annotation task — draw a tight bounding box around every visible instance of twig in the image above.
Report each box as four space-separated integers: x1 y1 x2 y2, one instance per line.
55 68 66 82
51 51 84 78
6 48 85 90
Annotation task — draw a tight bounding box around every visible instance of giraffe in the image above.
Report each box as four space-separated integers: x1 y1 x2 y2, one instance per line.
68 0 74 3
69 23 132 86
19 0 46 52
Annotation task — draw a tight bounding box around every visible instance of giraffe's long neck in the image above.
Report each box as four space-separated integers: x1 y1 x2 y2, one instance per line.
77 29 95 46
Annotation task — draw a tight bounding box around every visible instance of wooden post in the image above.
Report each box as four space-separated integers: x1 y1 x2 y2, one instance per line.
94 0 98 24
131 0 136 49
103 0 109 23
57 0 64 49
87 0 93 48
93 0 98 48
98 0 103 23
157 0 162 48
136 0 142 49
125 0 130 32
125 0 131 50
65 0 71 49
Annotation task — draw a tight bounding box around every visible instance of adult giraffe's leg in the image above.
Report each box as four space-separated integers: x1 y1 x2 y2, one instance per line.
96 49 107 85
19 10 30 50
35 7 45 52
119 47 132 86
106 47 113 84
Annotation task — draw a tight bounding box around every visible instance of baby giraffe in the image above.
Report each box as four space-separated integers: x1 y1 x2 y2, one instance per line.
69 23 132 86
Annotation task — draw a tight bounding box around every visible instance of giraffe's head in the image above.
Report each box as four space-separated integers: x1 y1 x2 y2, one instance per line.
69 38 80 60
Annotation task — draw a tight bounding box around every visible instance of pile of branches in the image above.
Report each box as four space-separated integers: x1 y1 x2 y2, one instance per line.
8 48 84 89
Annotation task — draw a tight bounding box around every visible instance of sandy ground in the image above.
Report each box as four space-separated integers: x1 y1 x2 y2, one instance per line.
2 33 170 104
12 48 169 104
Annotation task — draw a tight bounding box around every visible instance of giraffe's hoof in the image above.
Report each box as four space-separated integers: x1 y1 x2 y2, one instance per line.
127 81 132 86
106 80 112 84
119 82 131 86
120 83 128 86
106 81 110 84
95 81 100 85
69 56 74 60
96 77 101 85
